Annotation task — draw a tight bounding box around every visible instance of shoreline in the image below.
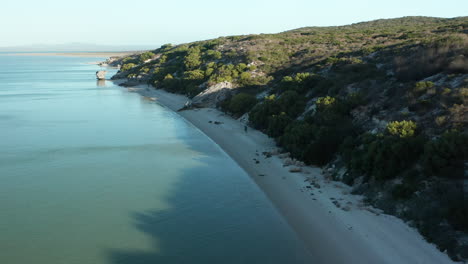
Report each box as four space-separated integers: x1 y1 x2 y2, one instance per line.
120 83 456 264
3 52 136 58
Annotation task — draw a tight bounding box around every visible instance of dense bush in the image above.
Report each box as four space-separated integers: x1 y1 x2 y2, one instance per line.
249 91 305 135
225 93 257 116
184 47 202 70
121 63 136 72
349 133 425 180
422 131 468 178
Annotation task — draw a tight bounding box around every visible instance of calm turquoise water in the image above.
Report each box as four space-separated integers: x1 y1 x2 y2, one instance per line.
0 55 311 263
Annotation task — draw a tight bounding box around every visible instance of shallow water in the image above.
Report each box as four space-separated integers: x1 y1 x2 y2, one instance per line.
0 55 312 263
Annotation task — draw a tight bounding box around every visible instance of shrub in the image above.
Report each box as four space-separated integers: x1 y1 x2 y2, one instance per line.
183 70 205 80
227 93 257 116
414 81 435 95
387 120 417 138
205 50 222 60
121 63 136 72
139 51 155 63
349 134 425 180
267 113 292 138
279 121 315 161
422 131 468 178
184 47 202 70
316 96 336 109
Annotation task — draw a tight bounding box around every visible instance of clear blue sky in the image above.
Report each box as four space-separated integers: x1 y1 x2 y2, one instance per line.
1 0 466 48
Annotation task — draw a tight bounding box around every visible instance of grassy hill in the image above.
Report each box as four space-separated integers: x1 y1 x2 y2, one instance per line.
109 16 468 260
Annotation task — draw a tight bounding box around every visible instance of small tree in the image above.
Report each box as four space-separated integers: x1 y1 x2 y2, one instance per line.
184 48 202 70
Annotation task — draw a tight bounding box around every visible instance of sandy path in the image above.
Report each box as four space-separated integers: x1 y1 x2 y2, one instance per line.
126 85 456 264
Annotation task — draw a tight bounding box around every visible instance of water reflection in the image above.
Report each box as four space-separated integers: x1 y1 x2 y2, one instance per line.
97 79 106 87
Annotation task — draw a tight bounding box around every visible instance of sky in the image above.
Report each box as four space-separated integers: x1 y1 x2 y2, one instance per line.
1 0 467 48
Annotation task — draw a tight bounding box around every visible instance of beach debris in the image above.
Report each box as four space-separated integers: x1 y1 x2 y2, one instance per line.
283 158 293 166
262 151 272 158
269 148 281 155
333 200 341 208
289 167 302 173
96 70 107 80
366 207 381 216
214 121 223 125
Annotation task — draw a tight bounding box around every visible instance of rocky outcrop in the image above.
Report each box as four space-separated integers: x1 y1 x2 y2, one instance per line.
191 81 235 108
98 56 122 67
96 71 107 80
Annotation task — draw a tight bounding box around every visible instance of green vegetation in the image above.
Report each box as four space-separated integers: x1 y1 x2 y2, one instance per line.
423 131 468 178
111 16 468 261
387 120 417 138
222 93 257 116
139 51 155 63
121 63 136 71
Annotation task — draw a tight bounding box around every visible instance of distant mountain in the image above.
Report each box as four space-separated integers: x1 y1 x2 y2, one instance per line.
0 42 156 52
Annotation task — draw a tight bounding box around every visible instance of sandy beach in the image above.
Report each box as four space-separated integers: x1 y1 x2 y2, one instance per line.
123 84 456 264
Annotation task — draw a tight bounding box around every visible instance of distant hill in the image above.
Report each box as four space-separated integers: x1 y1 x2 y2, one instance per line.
0 42 156 52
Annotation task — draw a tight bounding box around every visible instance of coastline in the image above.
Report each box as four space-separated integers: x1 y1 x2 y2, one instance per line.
120 83 456 264
4 52 136 58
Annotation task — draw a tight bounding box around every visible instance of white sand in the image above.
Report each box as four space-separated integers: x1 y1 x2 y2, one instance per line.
126 85 457 264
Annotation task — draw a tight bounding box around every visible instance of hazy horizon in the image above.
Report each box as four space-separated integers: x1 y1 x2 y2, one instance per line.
1 0 467 48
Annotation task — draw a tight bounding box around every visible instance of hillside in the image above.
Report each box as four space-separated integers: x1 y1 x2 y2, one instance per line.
107 16 468 261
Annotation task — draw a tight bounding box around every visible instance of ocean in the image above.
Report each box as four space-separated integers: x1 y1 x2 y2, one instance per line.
0 54 311 263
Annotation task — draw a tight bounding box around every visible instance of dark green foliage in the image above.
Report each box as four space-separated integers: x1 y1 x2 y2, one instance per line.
276 96 357 165
267 113 293 138
249 99 280 129
184 47 202 70
350 134 425 180
249 90 305 133
205 50 222 60
224 93 257 116
392 169 420 200
279 121 315 161
422 131 468 178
